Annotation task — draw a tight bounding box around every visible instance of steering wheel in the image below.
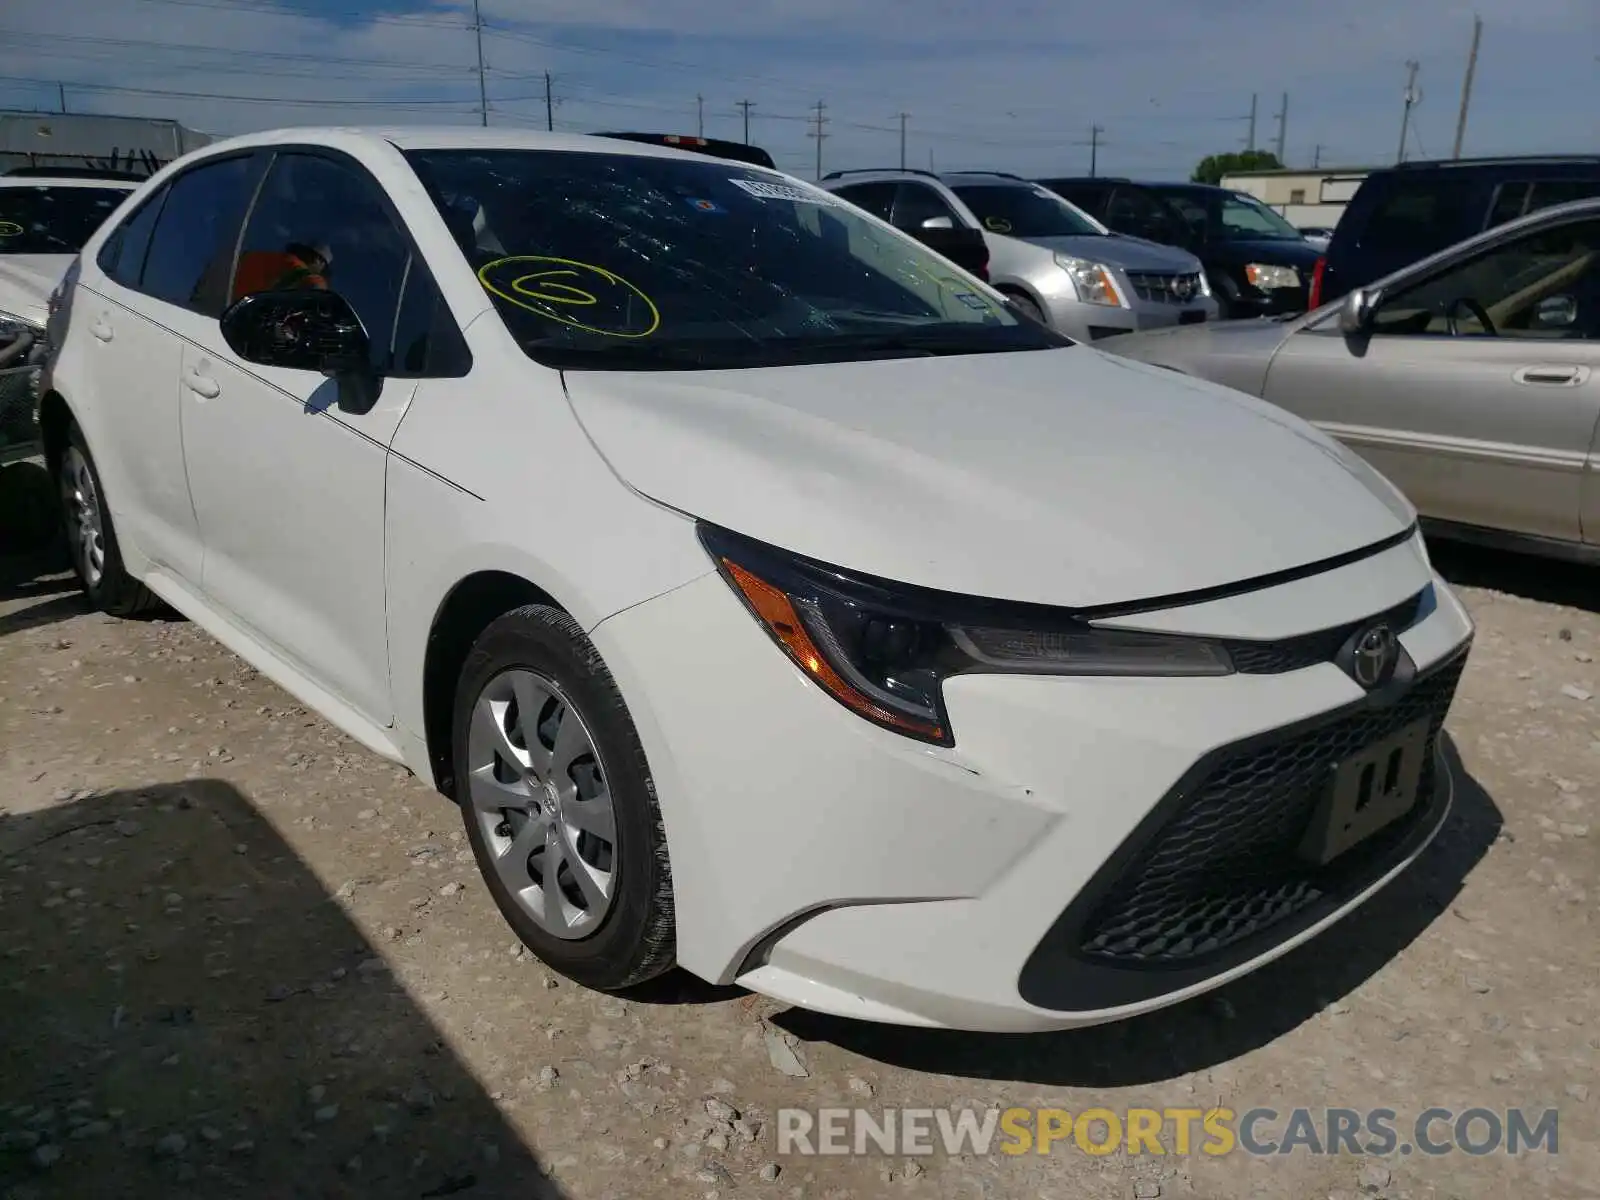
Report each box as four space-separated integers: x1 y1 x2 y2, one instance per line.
1446 296 1496 337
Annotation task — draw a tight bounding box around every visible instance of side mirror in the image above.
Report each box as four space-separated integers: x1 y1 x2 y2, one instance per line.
219 289 381 414
920 215 955 230
1338 287 1380 336
1534 294 1577 328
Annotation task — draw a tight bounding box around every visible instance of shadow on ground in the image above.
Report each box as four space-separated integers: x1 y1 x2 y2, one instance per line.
775 737 1502 1087
1427 535 1598 615
0 781 563 1199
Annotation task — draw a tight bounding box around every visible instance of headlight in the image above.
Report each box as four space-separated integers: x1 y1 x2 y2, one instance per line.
701 524 1233 746
1244 263 1301 290
0 309 40 337
1053 254 1126 308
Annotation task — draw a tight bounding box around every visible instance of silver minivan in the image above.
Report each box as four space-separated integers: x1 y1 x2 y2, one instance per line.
822 169 1217 342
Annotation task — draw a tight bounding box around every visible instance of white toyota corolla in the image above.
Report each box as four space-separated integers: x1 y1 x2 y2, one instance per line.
39 128 1473 1032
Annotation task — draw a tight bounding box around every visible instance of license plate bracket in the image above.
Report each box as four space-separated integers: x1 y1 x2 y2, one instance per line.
1298 718 1431 865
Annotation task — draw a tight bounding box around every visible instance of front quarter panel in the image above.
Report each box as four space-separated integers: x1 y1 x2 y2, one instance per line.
384 312 714 755
1107 321 1291 397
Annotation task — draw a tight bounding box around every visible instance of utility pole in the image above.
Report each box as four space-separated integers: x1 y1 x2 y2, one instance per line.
471 0 487 127
736 99 754 144
1273 92 1288 162
808 100 828 180
57 82 66 114
1397 59 1421 163
1312 143 1323 168
896 112 909 170
1452 14 1483 159
1089 124 1102 176
696 93 704 137
1245 92 1258 151
544 71 554 132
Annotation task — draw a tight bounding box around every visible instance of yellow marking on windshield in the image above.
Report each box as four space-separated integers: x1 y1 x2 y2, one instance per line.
478 255 661 338
0 222 23 237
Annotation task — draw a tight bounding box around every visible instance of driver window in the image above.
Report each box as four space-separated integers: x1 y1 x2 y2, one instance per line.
1371 218 1600 340
890 183 958 232
232 152 411 371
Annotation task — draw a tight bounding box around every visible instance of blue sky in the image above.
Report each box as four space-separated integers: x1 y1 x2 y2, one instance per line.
0 0 1594 180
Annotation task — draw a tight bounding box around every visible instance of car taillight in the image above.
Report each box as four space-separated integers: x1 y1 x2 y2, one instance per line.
1308 256 1326 309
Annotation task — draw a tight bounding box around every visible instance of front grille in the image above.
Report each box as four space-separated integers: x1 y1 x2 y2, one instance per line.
1127 271 1202 304
0 365 40 447
1224 591 1424 674
1076 651 1466 967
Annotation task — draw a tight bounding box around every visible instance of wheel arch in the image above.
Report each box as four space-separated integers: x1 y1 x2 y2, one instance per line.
421 569 566 797
37 389 73 473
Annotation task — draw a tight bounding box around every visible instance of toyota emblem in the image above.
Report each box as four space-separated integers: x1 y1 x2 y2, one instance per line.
1349 623 1398 689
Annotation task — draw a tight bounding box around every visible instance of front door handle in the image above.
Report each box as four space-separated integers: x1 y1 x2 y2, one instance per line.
183 370 221 399
1513 365 1588 387
91 318 113 343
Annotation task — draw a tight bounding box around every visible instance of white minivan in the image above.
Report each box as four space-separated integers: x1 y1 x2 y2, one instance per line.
39 128 1473 1032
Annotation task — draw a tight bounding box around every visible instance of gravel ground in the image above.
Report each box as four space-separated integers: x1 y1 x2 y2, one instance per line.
1 505 1597 1198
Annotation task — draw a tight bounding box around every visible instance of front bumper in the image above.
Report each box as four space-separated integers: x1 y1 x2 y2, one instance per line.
1049 294 1218 342
590 531 1473 1032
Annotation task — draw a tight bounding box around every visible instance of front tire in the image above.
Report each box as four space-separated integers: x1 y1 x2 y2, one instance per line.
453 604 675 991
57 424 160 616
1006 289 1048 326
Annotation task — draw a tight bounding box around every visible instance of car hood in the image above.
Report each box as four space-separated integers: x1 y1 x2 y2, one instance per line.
0 254 71 326
1212 238 1323 269
562 347 1412 609
1012 234 1202 273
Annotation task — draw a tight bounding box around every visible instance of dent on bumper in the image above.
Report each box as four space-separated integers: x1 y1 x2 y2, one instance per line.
594 555 1474 1032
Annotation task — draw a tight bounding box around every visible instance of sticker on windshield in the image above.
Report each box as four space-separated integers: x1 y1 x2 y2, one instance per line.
684 197 726 214
0 221 23 238
954 292 992 310
982 215 1013 234
729 178 833 204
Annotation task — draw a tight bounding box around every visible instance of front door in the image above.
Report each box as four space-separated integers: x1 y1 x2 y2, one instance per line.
1262 214 1600 544
177 149 423 725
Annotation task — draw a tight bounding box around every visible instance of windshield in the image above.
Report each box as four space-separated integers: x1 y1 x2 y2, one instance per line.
0 185 129 254
1146 186 1305 242
405 150 1063 370
951 184 1103 239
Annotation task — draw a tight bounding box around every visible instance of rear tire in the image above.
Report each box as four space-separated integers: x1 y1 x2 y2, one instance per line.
453 604 676 991
57 424 161 617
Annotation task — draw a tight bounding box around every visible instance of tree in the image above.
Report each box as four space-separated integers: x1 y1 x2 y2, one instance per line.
1191 150 1284 186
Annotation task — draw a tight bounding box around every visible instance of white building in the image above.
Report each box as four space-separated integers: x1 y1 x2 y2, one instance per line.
1219 166 1375 231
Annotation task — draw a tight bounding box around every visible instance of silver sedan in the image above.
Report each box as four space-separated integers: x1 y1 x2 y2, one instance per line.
1108 198 1600 564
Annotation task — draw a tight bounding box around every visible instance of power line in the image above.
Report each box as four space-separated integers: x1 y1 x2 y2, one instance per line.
0 72 524 108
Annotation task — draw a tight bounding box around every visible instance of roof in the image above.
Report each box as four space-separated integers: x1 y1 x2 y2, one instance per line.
0 174 140 190
818 168 1035 187
1215 166 1378 178
193 125 757 166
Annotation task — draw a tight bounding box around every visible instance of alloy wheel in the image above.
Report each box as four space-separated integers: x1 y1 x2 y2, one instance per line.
465 668 619 939
60 446 105 588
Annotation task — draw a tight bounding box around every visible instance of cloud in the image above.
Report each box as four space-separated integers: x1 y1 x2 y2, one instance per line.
0 0 1593 180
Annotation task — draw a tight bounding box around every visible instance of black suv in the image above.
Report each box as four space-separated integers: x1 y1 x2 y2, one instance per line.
1038 177 1320 317
1310 155 1600 308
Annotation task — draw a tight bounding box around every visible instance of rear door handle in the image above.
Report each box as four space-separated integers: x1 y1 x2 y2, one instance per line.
1513 365 1588 387
91 318 113 343
183 369 221 399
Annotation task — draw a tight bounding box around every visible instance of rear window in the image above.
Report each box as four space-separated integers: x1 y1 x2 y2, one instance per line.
1356 181 1481 256
1488 179 1600 228
0 185 129 255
